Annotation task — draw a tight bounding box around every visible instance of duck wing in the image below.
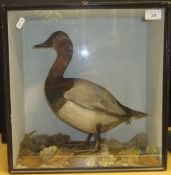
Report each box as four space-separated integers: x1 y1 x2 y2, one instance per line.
63 79 129 117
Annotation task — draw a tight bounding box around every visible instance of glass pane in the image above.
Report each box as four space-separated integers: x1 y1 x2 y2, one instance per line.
7 8 165 170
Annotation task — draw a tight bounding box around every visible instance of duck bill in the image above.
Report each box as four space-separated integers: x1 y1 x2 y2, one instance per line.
34 42 50 48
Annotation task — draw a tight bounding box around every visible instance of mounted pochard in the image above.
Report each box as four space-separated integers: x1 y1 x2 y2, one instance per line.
34 31 146 153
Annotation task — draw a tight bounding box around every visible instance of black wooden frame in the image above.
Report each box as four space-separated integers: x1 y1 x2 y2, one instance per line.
0 0 171 173
0 8 7 143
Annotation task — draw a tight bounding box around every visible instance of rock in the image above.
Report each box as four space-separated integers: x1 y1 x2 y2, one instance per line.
39 146 59 161
98 155 117 167
107 139 127 154
39 145 73 168
118 148 141 165
85 155 117 167
145 145 160 155
85 157 97 167
126 133 148 150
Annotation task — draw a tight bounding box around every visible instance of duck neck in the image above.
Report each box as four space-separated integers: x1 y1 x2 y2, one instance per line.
46 49 73 83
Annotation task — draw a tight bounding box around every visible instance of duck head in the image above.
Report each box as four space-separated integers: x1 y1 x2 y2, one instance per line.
34 31 73 55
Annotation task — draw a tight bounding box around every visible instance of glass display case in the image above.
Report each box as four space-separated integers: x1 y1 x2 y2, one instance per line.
0 0 171 173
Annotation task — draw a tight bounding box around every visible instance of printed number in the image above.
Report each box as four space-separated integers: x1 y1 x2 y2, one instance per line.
151 13 156 18
16 17 25 29
145 10 161 20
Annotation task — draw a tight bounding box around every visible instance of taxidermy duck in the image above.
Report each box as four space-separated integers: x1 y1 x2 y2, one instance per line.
34 31 146 153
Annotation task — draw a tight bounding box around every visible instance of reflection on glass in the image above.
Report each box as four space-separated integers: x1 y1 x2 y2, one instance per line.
80 47 90 58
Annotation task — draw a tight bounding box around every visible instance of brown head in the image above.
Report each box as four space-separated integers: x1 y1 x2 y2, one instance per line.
34 31 73 56
34 31 74 83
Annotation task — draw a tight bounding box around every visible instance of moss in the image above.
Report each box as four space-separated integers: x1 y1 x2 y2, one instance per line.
126 132 148 150
19 131 70 155
145 145 160 155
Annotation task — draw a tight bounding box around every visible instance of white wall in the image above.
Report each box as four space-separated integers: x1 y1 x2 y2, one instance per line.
8 13 25 166
146 18 164 149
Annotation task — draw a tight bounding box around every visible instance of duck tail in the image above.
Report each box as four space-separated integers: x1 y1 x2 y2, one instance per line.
131 110 147 119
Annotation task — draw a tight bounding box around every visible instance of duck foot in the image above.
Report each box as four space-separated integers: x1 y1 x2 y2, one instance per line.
73 125 102 155
63 141 95 149
73 147 99 155
62 133 94 149
73 140 100 155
